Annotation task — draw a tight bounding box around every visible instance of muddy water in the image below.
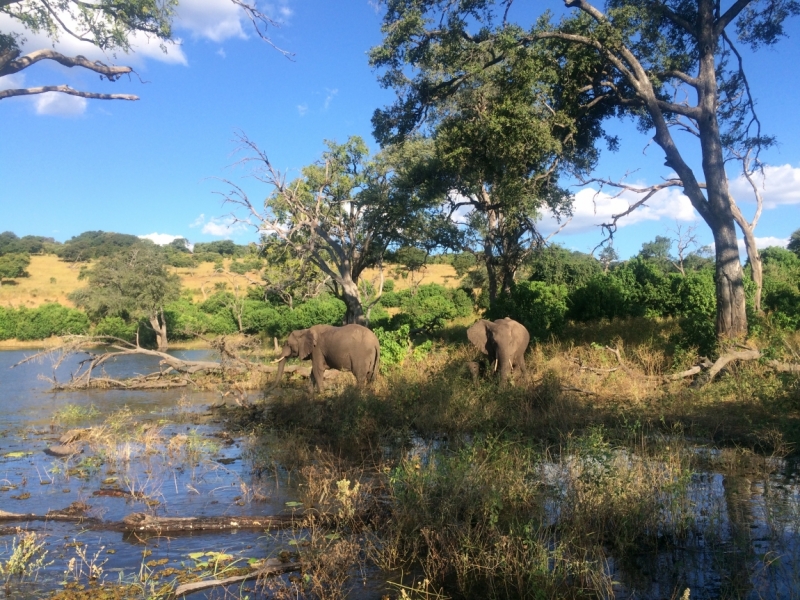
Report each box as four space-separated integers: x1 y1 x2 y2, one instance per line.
0 349 303 599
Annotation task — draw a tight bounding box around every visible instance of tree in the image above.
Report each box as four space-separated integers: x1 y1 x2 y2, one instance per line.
371 18 604 307
0 252 30 284
221 133 434 324
371 0 799 342
69 246 181 350
1 0 285 102
788 228 800 258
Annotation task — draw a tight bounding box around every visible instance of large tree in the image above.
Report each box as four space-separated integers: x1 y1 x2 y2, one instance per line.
221 134 436 324
70 245 181 350
1 0 283 102
371 15 607 306
371 0 798 342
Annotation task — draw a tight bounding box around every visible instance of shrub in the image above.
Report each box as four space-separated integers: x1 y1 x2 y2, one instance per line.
489 281 568 342
13 304 90 340
94 316 137 342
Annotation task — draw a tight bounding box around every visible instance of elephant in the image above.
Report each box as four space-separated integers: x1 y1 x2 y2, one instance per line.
466 317 530 383
272 324 380 392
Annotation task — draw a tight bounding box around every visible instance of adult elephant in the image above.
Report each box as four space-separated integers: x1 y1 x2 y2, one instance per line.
272 324 380 392
466 318 530 383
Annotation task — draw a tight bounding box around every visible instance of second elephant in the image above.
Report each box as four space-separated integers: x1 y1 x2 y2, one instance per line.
273 324 380 392
467 317 530 382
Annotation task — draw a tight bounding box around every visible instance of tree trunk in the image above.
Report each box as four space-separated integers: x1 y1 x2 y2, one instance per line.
149 309 169 352
340 277 365 325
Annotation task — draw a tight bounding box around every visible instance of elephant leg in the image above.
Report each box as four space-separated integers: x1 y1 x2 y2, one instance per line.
311 360 326 393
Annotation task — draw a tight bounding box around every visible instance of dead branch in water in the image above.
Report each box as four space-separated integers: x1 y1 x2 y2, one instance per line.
172 558 300 598
11 335 329 391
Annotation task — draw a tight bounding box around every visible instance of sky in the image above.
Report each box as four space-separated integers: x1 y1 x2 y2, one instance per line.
1 0 799 260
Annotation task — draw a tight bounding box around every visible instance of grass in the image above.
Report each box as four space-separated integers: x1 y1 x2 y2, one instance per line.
224 317 800 599
0 256 263 310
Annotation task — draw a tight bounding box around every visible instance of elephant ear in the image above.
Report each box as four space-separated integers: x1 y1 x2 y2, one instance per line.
298 329 318 360
467 320 491 355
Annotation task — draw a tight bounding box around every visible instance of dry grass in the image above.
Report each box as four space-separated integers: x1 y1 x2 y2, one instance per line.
0 255 84 308
1 256 456 311
363 263 460 291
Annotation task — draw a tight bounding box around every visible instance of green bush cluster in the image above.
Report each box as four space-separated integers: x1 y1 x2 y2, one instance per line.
487 280 569 342
378 284 473 332
373 324 432 372
0 304 90 340
164 293 347 339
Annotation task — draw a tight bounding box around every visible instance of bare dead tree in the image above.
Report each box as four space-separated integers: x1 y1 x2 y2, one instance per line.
728 149 766 313
668 222 700 276
218 133 404 324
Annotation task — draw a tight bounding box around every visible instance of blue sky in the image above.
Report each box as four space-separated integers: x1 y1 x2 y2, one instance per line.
1 0 799 260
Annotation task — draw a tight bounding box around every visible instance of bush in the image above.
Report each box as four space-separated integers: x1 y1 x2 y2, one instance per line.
0 307 17 340
94 316 137 342
388 284 473 333
13 304 90 340
489 281 568 342
373 324 431 372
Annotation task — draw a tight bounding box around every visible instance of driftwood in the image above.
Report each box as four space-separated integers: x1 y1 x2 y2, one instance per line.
121 512 301 533
599 344 800 387
0 504 305 534
0 502 99 524
173 558 300 598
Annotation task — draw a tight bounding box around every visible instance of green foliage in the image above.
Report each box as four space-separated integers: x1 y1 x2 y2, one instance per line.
388 284 474 332
0 252 31 282
0 304 90 341
0 231 55 256
56 231 144 262
193 240 242 256
93 316 137 342
671 270 718 356
373 325 412 371
69 246 181 322
526 246 602 289
760 246 800 329
488 280 569 342
373 324 431 372
788 228 800 258
451 252 477 277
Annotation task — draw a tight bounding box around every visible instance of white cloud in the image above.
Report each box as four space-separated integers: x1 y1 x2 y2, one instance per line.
539 184 697 235
35 92 87 116
737 236 789 252
217 47 227 58
202 217 249 237
323 88 338 111
139 233 183 245
175 0 247 42
729 163 800 209
190 214 207 228
297 103 308 116
0 73 25 91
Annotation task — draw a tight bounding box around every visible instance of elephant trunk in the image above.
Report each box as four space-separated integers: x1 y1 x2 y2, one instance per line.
274 357 287 387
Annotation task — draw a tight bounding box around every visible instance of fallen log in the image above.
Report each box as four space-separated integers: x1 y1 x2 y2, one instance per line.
172 558 300 598
121 512 302 533
0 502 99 524
0 504 305 533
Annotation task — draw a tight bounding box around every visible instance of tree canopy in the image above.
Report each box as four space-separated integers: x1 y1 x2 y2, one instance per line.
69 245 181 349
370 0 799 341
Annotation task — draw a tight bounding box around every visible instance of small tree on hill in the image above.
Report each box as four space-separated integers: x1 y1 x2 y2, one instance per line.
70 246 181 350
0 252 30 285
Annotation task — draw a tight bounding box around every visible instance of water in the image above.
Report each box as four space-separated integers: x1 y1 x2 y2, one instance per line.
0 348 301 598
3 349 799 599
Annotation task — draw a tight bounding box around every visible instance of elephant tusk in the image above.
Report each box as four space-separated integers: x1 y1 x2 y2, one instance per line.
493 359 499 372
270 357 285 364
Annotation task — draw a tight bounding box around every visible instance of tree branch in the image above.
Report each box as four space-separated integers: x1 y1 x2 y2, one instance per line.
0 48 133 79
0 84 138 101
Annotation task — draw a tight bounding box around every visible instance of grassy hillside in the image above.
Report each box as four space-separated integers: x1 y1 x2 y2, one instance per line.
0 255 460 309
